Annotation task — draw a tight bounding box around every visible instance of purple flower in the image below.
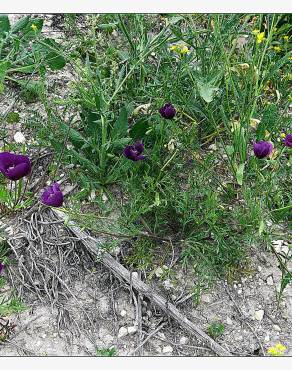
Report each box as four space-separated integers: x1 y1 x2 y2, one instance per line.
284 134 292 148
0 262 4 275
0 152 31 181
159 103 176 119
253 141 273 159
41 183 64 207
123 141 145 161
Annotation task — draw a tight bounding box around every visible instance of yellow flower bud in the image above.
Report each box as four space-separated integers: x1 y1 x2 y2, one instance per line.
273 46 282 53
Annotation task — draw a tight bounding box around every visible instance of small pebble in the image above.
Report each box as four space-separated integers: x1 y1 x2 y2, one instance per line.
162 345 173 354
208 144 217 151
226 317 233 325
254 310 264 321
163 279 174 290
157 332 166 340
238 289 242 294
257 266 262 272
273 325 281 332
146 310 152 318
201 294 212 303
155 267 164 277
179 336 189 345
120 310 127 317
102 193 108 202
118 327 128 338
127 326 137 335
266 276 274 286
110 246 121 256
264 334 270 342
131 272 138 279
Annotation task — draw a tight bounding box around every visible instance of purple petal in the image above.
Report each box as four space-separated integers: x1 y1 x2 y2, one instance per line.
52 183 61 192
0 152 16 171
134 154 146 161
0 262 4 275
123 143 145 161
41 183 64 207
43 192 64 207
5 162 31 181
133 141 144 155
284 134 292 148
253 141 273 159
0 152 31 181
159 103 176 119
123 145 136 161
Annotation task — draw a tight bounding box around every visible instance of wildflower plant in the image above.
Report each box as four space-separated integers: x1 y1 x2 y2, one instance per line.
0 15 66 96
13 13 292 298
0 152 32 210
252 29 266 44
169 43 189 56
123 142 145 161
267 343 287 356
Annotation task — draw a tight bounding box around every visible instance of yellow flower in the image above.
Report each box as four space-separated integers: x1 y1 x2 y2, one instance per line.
283 35 289 42
280 132 286 139
273 46 282 53
256 32 265 44
169 43 189 55
288 56 292 61
252 29 260 35
250 118 260 129
31 24 38 31
267 343 287 356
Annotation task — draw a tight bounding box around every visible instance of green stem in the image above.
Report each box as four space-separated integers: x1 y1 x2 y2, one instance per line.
271 204 292 213
99 114 108 179
249 15 277 121
118 15 136 55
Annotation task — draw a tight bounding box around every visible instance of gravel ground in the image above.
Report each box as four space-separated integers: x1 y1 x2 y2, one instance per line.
0 14 291 357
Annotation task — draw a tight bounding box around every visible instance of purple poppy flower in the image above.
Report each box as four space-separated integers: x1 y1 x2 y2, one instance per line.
159 103 176 119
41 182 64 207
0 262 4 275
0 152 31 181
284 134 292 148
123 141 145 161
253 141 273 159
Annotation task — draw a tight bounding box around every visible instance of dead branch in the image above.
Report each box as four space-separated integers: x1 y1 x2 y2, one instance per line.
53 209 232 357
